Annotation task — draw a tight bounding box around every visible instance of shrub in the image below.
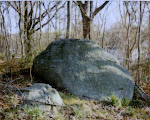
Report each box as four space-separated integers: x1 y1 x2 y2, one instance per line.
121 98 130 107
110 95 121 107
102 95 121 107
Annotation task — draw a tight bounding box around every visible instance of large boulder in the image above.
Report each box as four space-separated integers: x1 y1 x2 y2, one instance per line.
32 39 135 100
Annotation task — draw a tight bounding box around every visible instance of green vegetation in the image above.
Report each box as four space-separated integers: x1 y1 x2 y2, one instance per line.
23 106 46 120
122 107 135 117
101 95 121 107
121 98 130 107
110 95 121 107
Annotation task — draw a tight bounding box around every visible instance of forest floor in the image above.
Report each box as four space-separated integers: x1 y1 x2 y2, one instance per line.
0 74 150 120
0 61 150 120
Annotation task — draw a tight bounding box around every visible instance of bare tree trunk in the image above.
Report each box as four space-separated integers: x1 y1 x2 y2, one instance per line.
66 1 70 38
82 16 91 39
39 1 42 50
148 7 150 59
0 5 10 61
24 1 32 61
124 2 131 70
75 1 109 39
82 1 90 39
126 16 131 70
18 1 24 60
55 5 58 40
101 17 106 49
75 5 77 38
89 1 93 39
59 11 61 35
137 2 142 84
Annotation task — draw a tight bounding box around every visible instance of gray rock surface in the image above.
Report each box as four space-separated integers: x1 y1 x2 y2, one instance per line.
32 39 135 100
16 83 64 111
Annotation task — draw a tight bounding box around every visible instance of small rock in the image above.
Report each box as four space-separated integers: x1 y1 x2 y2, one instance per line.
52 106 58 114
16 83 64 111
99 113 105 119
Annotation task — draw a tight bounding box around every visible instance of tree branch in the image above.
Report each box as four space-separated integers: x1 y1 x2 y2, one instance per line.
74 1 85 16
92 1 109 18
27 1 34 31
31 2 65 34
8 1 21 14
31 2 61 30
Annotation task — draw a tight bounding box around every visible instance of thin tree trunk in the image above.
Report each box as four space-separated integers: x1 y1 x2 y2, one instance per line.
66 1 70 38
59 12 61 34
127 17 131 70
19 1 24 59
55 5 58 40
148 8 150 59
137 2 142 84
39 1 42 50
102 17 106 49
0 6 10 61
75 5 77 38
124 2 131 70
89 1 93 39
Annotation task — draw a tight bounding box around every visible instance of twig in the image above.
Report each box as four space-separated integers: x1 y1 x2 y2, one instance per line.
4 86 23 95
30 66 33 83
23 99 66 107
4 78 22 87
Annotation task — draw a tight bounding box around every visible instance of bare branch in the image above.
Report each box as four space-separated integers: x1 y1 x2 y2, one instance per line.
31 1 61 30
8 1 21 14
92 1 109 18
31 2 65 33
74 1 85 16
27 1 34 31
